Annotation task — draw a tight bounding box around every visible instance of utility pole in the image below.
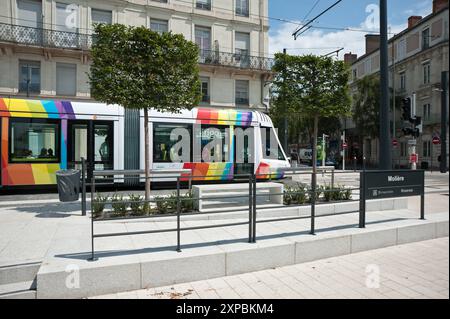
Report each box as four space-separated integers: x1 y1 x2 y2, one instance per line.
283 48 288 155
342 130 346 171
379 0 391 169
411 92 417 170
441 71 449 173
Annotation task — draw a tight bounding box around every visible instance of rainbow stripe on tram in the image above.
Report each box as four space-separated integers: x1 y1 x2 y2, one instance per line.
1 98 75 186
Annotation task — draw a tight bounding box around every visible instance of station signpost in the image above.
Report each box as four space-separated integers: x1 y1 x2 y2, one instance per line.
359 170 425 228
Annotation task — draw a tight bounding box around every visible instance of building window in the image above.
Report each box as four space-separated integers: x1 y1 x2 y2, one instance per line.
197 125 228 163
235 80 249 105
400 72 406 90
196 0 211 10
9 118 60 163
56 63 76 96
19 60 40 94
423 62 431 84
423 140 431 157
200 77 210 103
364 59 371 75
423 103 431 120
153 123 192 163
422 28 430 50
56 2 78 32
352 69 357 81
195 26 211 51
396 39 406 60
262 127 286 161
150 19 168 34
91 9 112 25
236 0 249 17
17 0 42 28
235 32 250 67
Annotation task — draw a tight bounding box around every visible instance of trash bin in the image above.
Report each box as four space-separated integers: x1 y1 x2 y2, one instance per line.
56 169 81 202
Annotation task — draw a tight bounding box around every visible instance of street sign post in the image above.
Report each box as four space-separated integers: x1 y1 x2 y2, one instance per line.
392 139 398 147
432 136 441 145
359 170 425 228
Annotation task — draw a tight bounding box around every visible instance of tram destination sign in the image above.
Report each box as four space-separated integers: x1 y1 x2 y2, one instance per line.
362 170 425 200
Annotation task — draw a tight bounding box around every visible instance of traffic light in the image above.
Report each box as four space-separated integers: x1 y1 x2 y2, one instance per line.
402 127 414 136
413 116 422 132
401 97 412 121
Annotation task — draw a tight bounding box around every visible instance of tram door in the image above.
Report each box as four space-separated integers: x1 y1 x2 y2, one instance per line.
67 120 114 178
233 129 254 177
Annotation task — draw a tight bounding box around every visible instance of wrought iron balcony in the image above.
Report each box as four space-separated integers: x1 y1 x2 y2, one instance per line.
198 49 274 71
0 22 91 50
0 23 275 72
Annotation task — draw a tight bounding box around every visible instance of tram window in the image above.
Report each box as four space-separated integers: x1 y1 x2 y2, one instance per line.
197 125 228 163
153 123 192 163
9 118 60 163
262 127 285 161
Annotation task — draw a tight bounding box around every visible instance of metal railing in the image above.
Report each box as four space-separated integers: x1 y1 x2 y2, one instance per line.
81 167 378 261
0 23 91 50
198 49 274 71
0 22 275 71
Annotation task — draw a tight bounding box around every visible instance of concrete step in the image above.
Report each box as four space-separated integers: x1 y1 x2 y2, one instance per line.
200 203 284 213
0 261 41 285
35 212 449 299
0 280 36 299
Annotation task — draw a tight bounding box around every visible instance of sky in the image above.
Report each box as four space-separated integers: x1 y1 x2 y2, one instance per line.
268 0 434 57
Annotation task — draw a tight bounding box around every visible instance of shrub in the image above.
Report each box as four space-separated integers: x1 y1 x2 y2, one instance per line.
284 183 309 205
323 184 353 202
111 193 128 217
92 193 108 219
129 194 146 216
181 190 194 213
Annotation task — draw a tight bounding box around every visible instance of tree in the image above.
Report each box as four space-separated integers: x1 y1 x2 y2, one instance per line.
271 54 351 220
353 75 380 139
89 24 201 200
352 75 402 148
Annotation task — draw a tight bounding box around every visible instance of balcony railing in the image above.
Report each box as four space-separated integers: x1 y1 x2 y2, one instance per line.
0 23 274 71
0 23 91 50
198 49 274 71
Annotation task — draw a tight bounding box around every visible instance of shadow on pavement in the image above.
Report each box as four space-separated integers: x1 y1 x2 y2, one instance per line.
54 217 407 261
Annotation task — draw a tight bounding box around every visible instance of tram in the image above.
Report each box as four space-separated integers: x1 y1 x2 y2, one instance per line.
0 97 290 187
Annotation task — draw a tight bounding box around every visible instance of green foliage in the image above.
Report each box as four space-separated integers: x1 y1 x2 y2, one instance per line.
89 24 202 113
284 183 309 205
352 75 402 138
322 184 353 202
352 76 380 138
154 193 177 215
111 193 128 217
92 193 108 219
129 194 146 216
271 54 352 120
181 190 195 213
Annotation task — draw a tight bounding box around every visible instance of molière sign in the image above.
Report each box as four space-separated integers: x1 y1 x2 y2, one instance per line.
362 170 425 200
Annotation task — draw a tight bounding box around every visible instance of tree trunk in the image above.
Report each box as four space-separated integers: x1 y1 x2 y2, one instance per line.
144 108 151 201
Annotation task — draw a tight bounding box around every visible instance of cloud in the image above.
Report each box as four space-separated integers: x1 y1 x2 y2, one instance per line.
269 21 368 57
268 1 432 59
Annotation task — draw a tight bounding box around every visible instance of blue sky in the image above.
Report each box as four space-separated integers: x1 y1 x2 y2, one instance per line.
268 0 434 56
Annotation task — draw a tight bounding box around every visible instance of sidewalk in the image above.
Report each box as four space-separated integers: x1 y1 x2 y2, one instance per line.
91 237 449 299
